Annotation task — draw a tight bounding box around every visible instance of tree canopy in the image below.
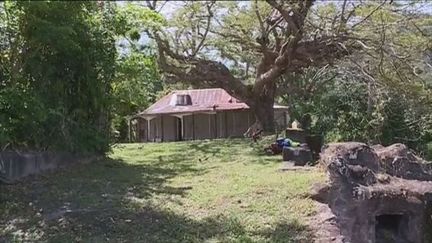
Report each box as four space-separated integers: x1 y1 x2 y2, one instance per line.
130 0 431 132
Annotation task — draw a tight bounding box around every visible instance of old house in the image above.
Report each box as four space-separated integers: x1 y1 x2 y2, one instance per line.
130 88 289 142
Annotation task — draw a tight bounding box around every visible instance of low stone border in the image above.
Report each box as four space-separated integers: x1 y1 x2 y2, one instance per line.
0 151 96 183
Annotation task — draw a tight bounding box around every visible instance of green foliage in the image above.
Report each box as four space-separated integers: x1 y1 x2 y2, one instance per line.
277 2 432 156
0 1 167 148
109 4 167 142
280 70 370 141
113 53 161 115
281 65 432 156
0 83 46 148
0 2 117 153
114 3 165 44
426 142 432 160
112 52 162 142
1 0 431 155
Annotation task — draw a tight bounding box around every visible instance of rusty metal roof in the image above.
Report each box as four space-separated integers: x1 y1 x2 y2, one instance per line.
137 88 287 117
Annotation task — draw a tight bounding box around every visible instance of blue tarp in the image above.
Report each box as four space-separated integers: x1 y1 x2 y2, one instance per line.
276 138 295 149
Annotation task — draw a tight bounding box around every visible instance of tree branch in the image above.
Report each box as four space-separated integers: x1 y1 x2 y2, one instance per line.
253 0 315 93
191 1 214 57
254 0 266 37
352 1 387 29
151 29 250 100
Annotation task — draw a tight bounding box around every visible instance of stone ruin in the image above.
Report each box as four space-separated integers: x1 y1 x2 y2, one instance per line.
311 142 432 243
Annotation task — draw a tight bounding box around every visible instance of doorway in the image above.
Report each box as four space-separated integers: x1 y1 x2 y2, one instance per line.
375 214 409 243
176 117 183 141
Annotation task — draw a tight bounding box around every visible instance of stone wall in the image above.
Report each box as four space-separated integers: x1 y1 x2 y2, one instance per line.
0 151 96 183
312 142 432 243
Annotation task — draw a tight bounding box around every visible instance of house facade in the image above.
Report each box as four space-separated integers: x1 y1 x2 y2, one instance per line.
130 88 289 142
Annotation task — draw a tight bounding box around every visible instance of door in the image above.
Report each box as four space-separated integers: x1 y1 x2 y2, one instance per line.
176 117 183 141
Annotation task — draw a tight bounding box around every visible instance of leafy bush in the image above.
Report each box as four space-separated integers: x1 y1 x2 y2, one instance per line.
0 2 116 153
279 66 432 157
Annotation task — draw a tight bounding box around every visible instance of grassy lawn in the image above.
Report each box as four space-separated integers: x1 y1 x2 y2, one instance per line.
1 139 325 242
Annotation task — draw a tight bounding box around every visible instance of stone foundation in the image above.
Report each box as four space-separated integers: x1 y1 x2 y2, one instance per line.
282 146 312 166
311 142 432 243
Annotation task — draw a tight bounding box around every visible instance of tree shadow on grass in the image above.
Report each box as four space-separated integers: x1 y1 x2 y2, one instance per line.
106 157 199 197
8 205 312 242
49 206 253 242
187 138 282 163
1 139 290 242
1 201 254 242
187 138 247 155
255 220 314 243
0 156 209 242
189 142 222 156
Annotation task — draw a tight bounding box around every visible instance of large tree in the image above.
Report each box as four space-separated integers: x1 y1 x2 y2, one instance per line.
275 1 432 154
120 0 430 131
136 0 394 132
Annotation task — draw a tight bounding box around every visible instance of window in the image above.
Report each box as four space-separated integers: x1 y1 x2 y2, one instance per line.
175 94 192 106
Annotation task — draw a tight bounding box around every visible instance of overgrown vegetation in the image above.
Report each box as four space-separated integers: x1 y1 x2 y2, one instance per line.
1 1 431 155
0 139 324 242
112 52 162 142
0 2 116 153
280 64 432 159
278 2 432 158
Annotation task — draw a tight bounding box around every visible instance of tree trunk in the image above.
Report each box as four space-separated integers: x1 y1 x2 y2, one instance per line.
251 100 275 132
247 82 276 133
